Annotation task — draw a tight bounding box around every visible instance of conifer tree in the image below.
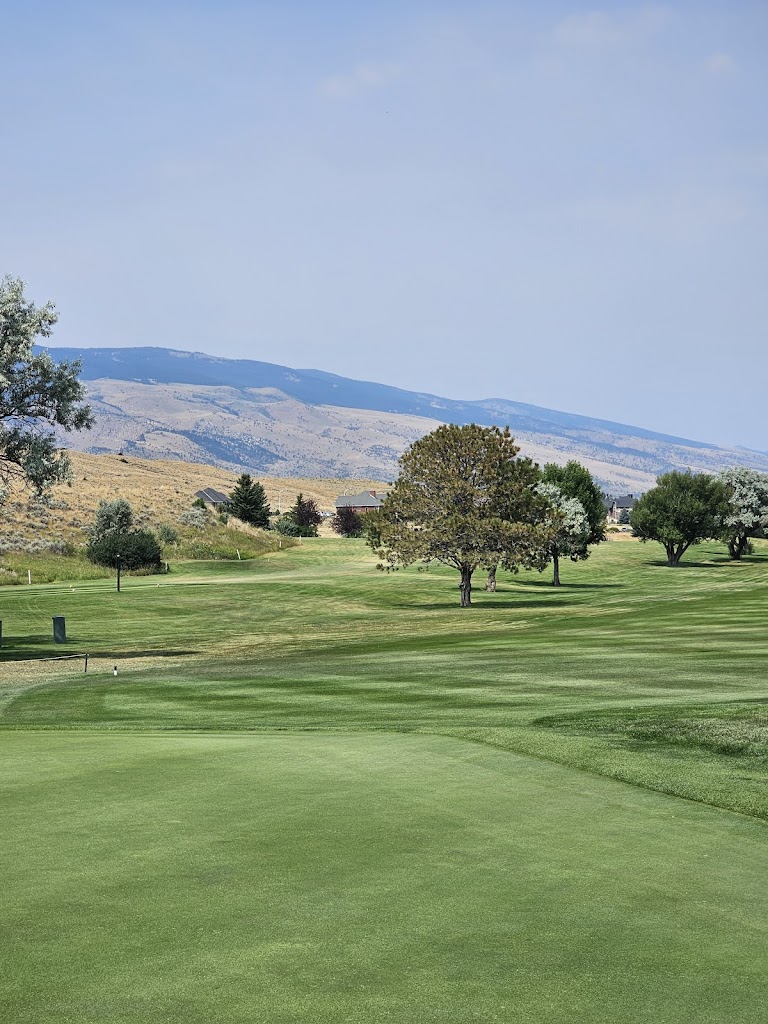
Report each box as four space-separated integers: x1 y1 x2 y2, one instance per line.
228 474 270 527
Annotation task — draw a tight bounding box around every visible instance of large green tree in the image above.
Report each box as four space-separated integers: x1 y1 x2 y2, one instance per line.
370 424 552 607
717 467 768 560
630 471 728 566
0 276 93 494
540 461 606 544
538 461 605 585
536 483 590 586
228 474 271 527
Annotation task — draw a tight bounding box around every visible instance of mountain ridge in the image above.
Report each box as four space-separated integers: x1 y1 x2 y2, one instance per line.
38 345 768 491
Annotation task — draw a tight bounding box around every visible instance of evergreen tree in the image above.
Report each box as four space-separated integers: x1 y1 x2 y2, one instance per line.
228 474 271 527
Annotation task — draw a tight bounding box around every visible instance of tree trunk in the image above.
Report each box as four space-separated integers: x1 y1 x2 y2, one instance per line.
729 533 748 560
485 565 497 592
665 542 686 566
459 566 473 607
552 551 560 586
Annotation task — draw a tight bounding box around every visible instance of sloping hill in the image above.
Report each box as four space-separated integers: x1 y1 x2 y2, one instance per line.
0 452 384 547
42 346 768 491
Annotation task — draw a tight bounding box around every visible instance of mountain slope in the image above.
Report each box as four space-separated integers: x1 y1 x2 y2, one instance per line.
42 346 768 491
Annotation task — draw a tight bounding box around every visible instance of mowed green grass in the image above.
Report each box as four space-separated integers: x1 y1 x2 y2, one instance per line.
4 731 768 1024
2 537 768 1022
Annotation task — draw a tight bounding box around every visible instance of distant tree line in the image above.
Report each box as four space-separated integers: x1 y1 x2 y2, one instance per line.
630 466 768 566
365 424 768 605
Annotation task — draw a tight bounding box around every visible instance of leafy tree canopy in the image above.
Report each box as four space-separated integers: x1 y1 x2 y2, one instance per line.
228 474 271 528
717 467 768 560
87 529 162 572
536 482 590 586
540 461 605 544
91 498 134 541
370 424 553 606
0 275 93 493
331 505 363 538
630 470 728 566
286 493 322 537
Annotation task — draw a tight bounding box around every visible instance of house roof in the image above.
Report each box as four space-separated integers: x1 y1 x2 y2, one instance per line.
335 490 388 509
195 487 229 504
615 494 637 508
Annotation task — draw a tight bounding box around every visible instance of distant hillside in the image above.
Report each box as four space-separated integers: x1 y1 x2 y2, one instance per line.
0 452 384 545
41 346 768 492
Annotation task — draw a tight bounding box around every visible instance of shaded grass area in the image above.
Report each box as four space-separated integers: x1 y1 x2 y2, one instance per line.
3 731 768 1024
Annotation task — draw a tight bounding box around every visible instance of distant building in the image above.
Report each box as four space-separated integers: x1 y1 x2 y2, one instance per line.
194 487 229 508
335 489 389 513
604 493 638 523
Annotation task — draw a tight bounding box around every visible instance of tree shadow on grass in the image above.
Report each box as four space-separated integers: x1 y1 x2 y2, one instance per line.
508 580 624 590
0 643 199 663
389 598 582 611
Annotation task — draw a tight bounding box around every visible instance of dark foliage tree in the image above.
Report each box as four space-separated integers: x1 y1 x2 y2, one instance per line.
630 471 728 566
228 474 271 527
0 276 93 494
87 529 162 571
287 493 322 537
370 424 553 607
331 506 363 537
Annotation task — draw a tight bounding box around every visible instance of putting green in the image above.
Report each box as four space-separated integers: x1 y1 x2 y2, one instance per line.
3 731 767 1024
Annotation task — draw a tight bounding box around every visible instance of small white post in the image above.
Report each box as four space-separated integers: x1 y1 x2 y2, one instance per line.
113 665 118 677
236 549 241 560
27 569 31 585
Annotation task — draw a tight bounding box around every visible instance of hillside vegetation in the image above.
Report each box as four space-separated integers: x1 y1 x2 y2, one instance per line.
0 451 385 546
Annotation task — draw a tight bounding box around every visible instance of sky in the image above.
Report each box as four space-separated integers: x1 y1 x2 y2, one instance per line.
2 1 767 449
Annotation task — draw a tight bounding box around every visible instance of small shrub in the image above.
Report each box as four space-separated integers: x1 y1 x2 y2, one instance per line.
157 523 179 544
275 515 303 537
179 507 208 530
87 529 162 571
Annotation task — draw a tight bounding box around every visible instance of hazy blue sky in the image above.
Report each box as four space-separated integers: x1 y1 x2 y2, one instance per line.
2 1 766 448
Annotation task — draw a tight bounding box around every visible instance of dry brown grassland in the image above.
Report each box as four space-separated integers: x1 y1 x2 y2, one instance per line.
0 452 386 544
